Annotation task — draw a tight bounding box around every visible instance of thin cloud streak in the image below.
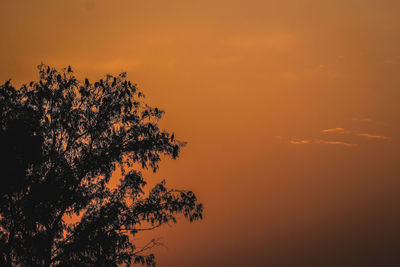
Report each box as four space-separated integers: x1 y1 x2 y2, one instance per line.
357 133 390 140
320 127 391 141
315 140 358 147
290 139 358 147
290 140 312 144
290 125 389 148
320 128 345 133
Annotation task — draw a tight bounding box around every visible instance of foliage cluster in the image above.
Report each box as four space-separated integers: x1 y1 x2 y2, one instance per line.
0 65 202 266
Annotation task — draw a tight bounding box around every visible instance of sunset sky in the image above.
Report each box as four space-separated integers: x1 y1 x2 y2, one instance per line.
1 0 400 266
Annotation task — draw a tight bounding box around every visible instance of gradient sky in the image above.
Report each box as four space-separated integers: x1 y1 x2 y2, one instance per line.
1 0 400 266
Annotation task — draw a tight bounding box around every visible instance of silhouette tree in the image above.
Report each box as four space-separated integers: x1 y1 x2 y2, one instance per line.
0 64 203 266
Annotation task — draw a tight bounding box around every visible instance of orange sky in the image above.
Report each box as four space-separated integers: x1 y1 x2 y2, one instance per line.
1 0 400 266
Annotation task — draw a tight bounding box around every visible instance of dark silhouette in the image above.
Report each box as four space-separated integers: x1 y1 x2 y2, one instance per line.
0 64 203 266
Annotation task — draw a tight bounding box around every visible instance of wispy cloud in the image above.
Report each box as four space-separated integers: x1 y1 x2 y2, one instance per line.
357 133 390 140
315 140 358 147
290 139 357 147
288 122 390 148
320 127 390 140
290 140 312 145
320 128 345 133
